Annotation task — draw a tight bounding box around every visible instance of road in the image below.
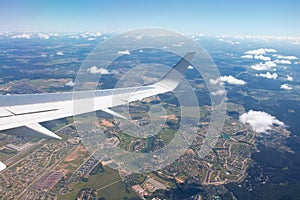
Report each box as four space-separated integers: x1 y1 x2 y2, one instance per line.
3 139 45 166
3 122 75 166
16 143 78 200
96 180 121 192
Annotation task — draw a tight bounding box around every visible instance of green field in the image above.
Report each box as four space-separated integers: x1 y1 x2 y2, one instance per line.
0 148 17 160
58 166 138 200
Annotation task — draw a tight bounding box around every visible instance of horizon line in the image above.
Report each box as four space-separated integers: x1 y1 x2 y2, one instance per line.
0 31 300 40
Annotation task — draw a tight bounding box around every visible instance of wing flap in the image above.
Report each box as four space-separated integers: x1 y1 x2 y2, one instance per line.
101 108 127 119
0 108 13 118
5 103 59 115
2 124 62 140
0 161 6 172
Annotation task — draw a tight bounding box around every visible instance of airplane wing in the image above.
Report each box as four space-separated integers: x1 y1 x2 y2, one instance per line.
0 52 195 140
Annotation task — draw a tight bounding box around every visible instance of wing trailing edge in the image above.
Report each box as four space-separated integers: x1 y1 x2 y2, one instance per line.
101 108 127 119
2 123 62 140
0 161 6 172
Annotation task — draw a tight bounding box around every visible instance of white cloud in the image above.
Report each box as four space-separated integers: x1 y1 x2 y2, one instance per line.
220 76 246 85
256 72 278 79
187 65 194 69
40 53 47 58
38 33 50 39
51 33 59 37
273 54 298 60
172 42 184 47
239 110 285 133
211 89 226 96
260 48 277 53
80 34 88 38
56 51 64 56
280 84 292 90
254 55 271 61
210 75 246 86
251 61 277 70
287 75 294 81
69 35 79 39
244 48 277 55
209 78 222 85
11 33 32 39
65 80 75 87
227 40 240 45
117 50 131 55
241 54 253 59
87 37 96 41
90 32 102 37
134 35 143 40
87 66 110 74
274 59 292 65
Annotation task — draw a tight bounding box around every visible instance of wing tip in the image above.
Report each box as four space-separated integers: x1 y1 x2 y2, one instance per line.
153 52 195 91
183 52 196 62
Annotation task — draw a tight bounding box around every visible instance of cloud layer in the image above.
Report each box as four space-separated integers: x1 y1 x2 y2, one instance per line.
241 48 298 73
239 110 285 133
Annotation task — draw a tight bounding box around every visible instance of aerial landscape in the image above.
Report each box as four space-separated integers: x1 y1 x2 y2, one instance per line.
0 1 300 200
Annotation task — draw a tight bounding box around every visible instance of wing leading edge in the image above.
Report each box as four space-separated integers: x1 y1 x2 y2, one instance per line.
0 52 195 139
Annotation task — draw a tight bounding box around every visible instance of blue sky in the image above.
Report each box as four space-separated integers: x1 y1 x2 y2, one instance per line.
0 0 299 36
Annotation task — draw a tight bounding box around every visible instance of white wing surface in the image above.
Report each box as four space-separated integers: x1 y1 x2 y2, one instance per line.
0 52 195 139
